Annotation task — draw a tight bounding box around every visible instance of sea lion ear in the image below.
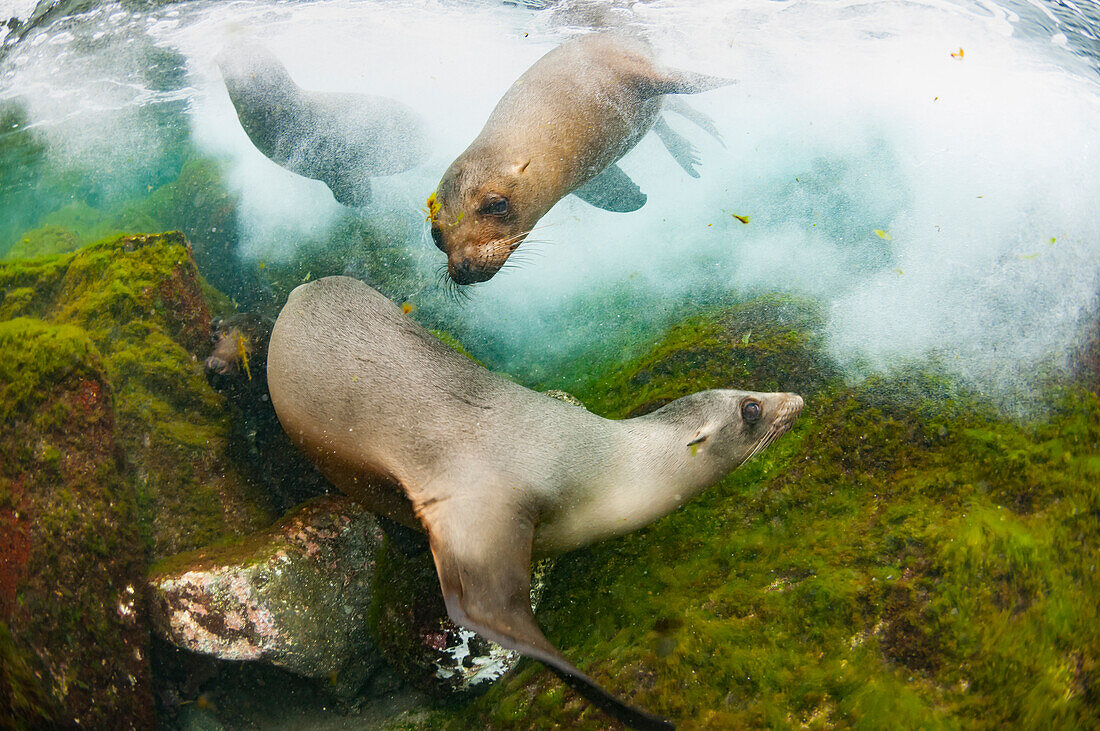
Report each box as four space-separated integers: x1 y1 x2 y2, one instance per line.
514 159 531 174
687 432 708 447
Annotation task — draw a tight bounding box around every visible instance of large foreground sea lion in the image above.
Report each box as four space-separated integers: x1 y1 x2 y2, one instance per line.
267 276 803 729
218 45 428 207
429 32 732 284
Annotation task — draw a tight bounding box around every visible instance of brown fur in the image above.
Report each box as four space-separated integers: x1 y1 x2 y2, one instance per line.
267 276 801 728
430 33 729 284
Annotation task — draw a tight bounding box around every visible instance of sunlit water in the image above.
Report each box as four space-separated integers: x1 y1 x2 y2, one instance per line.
1 0 1098 402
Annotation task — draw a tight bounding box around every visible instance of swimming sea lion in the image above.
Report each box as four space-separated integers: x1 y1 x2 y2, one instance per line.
267 276 804 729
429 32 732 284
218 45 428 207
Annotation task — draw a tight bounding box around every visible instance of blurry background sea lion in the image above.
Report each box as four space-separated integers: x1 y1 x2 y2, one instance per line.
217 44 428 207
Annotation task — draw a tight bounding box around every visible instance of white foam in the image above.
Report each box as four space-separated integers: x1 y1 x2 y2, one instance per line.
2 0 1098 402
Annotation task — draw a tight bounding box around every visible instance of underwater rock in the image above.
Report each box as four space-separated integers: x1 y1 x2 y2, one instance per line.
0 230 291 725
4 223 84 260
0 231 277 558
578 294 841 419
404 299 1100 728
0 318 152 728
148 496 383 686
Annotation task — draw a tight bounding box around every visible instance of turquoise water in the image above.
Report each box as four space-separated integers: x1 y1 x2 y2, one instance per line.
2 1 1099 727
2 0 1098 399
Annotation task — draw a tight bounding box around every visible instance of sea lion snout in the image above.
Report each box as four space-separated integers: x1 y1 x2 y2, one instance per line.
448 256 499 285
771 393 804 433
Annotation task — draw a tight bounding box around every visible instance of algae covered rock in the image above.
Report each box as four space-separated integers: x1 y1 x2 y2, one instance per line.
149 496 382 685
0 231 277 558
4 224 85 260
420 298 1100 729
0 318 152 728
577 295 842 418
0 231 279 726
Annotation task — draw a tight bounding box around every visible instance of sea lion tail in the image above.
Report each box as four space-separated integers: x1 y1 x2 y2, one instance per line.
649 69 736 96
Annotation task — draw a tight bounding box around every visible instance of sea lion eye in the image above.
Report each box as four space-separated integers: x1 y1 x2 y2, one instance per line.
741 399 762 423
430 224 445 251
479 194 509 217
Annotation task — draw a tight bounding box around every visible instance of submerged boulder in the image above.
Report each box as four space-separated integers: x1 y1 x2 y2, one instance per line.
0 231 277 558
0 232 280 726
413 301 1100 729
149 496 382 685
0 319 151 728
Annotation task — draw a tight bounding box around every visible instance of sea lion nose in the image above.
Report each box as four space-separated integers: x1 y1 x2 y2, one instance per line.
449 258 494 285
785 394 805 421
449 258 476 285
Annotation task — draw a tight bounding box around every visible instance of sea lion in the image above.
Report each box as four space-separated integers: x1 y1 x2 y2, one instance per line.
429 32 732 284
218 45 428 207
267 276 804 729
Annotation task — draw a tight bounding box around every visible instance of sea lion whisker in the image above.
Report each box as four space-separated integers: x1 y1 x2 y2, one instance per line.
746 428 778 463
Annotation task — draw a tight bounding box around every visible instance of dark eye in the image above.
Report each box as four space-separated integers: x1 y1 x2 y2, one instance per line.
430 224 445 251
479 194 509 217
741 399 762 423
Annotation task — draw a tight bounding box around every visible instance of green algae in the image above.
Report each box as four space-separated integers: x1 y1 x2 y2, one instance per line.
0 316 152 726
0 318 98 422
5 225 86 260
0 621 56 729
569 294 842 418
0 231 289 725
0 232 276 557
403 299 1100 730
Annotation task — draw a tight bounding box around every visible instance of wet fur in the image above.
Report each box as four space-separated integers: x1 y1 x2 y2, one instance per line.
431 32 731 283
267 276 802 729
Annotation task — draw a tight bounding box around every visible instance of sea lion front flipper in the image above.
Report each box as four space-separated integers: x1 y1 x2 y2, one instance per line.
653 116 701 178
572 164 647 212
425 498 674 730
661 96 727 148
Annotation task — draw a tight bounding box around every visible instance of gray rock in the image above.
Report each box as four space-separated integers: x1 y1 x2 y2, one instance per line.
148 496 382 682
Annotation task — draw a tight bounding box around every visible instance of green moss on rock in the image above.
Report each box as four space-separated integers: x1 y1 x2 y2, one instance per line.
0 318 152 727
409 300 1099 730
573 295 842 418
0 231 285 725
2 232 277 557
5 225 85 260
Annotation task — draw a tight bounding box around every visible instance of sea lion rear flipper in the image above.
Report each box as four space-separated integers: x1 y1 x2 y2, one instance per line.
572 164 647 212
653 116 701 178
661 96 727 148
425 499 674 730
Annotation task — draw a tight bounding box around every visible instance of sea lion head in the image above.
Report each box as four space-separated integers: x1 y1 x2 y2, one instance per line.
653 388 805 484
428 151 543 285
